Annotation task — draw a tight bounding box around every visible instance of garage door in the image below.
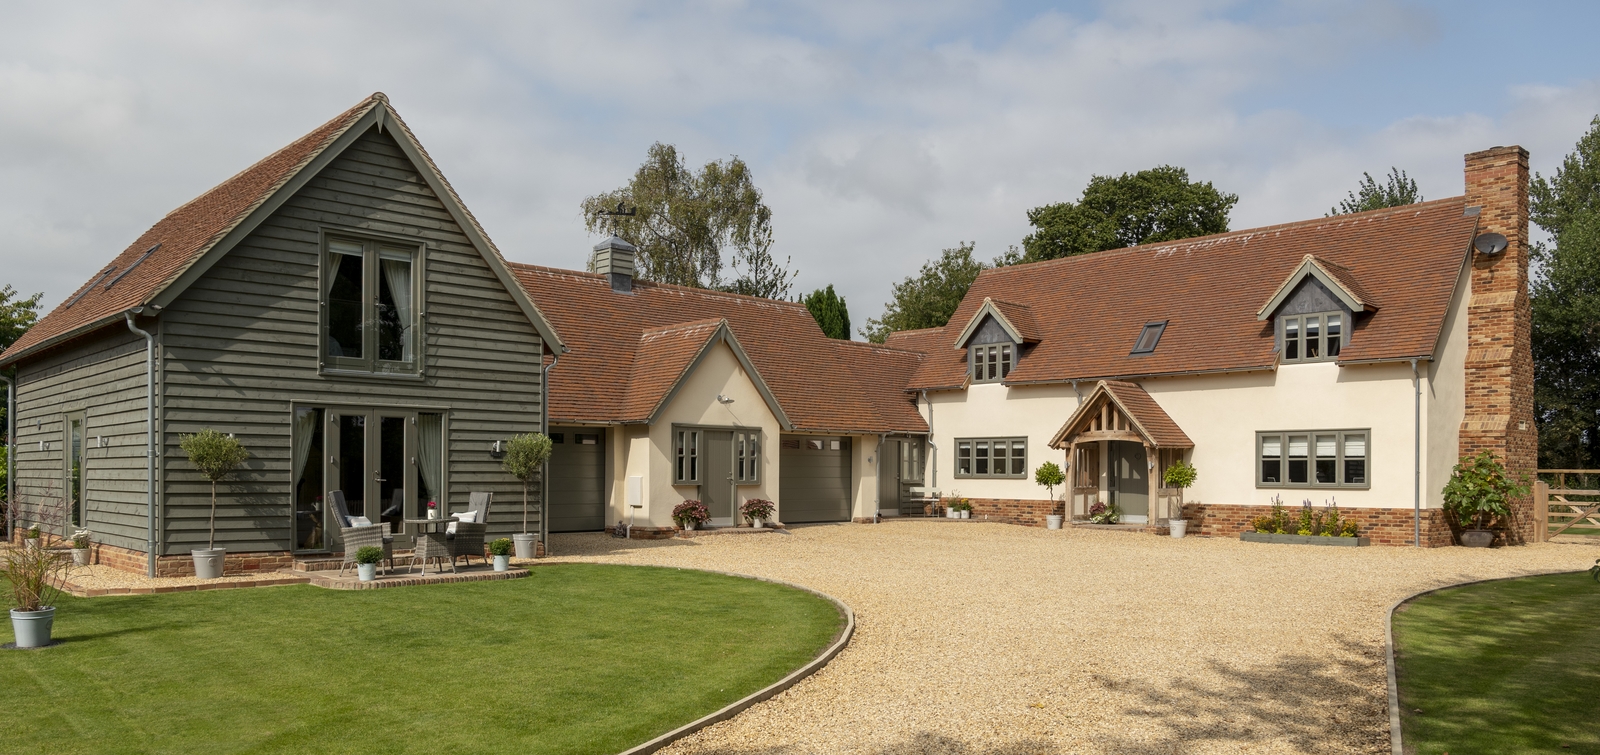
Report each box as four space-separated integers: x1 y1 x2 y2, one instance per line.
779 435 852 523
548 427 605 532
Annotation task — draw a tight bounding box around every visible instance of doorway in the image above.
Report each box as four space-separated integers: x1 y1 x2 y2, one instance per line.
702 430 735 525
292 406 444 552
1109 441 1149 523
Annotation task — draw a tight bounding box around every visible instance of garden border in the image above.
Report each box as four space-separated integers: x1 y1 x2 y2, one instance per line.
1384 568 1582 755
524 561 855 755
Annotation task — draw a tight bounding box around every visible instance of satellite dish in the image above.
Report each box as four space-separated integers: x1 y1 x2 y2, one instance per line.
1473 232 1508 256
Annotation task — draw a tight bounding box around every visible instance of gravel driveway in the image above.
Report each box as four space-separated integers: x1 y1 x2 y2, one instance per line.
547 521 1592 755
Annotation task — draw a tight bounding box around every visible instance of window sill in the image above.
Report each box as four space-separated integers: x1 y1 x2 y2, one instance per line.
1255 484 1371 491
953 475 1029 480
319 368 425 382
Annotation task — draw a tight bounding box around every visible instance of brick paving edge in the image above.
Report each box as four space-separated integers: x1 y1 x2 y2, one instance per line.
1383 567 1583 755
60 574 311 598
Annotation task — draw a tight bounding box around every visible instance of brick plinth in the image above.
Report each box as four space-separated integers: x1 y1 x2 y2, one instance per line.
1182 503 1454 547
628 526 677 540
86 541 298 577
963 498 1065 528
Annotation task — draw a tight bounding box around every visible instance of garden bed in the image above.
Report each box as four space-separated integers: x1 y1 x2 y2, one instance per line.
1240 531 1370 547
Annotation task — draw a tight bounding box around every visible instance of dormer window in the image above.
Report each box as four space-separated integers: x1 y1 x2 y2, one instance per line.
1130 321 1166 355
1282 312 1341 362
971 343 1013 383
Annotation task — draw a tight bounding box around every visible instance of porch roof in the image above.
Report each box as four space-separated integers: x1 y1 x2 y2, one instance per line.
1048 380 1194 449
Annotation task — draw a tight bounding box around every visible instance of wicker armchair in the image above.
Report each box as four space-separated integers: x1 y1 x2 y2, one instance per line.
331 490 394 576
448 492 492 568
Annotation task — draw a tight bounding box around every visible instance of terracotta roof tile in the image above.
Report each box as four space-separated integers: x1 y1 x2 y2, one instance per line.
514 266 927 434
898 198 1475 389
1102 381 1193 448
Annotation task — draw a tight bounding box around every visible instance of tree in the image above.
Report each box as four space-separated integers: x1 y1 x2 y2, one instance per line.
179 429 250 551
502 433 553 535
1033 461 1065 501
803 285 851 340
861 242 987 343
582 143 795 294
1020 166 1237 262
1530 115 1600 469
1328 167 1422 215
1 284 43 447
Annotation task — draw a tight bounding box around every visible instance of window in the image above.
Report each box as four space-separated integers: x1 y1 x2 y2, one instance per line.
899 440 924 483
955 436 1027 478
1280 312 1342 363
321 235 421 375
674 429 701 484
1257 429 1369 488
969 343 1014 383
735 430 761 484
1130 321 1167 355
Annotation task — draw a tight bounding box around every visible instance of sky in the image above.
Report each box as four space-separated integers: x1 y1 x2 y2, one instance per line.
3 1 1598 336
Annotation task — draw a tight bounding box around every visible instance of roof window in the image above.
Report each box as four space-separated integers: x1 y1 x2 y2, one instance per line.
1130 321 1167 355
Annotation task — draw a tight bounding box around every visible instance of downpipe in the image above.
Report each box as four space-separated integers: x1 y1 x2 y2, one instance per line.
2 374 13 537
540 353 559 556
1411 358 1421 548
920 390 937 488
126 310 158 577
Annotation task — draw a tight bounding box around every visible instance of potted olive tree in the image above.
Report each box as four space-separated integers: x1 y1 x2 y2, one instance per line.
3 534 70 647
501 433 554 560
1034 462 1066 530
489 538 514 571
354 546 384 582
1442 449 1528 548
179 429 250 579
1162 459 1198 538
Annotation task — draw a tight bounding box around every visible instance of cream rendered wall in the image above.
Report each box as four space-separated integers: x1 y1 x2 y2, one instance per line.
607 340 781 529
1424 262 1471 508
849 434 880 520
923 382 1080 504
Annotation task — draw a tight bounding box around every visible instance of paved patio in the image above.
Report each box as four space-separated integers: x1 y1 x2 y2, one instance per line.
547 520 1594 755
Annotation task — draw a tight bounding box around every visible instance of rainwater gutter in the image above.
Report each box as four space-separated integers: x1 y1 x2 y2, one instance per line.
1411 358 1421 548
125 310 158 577
540 352 559 556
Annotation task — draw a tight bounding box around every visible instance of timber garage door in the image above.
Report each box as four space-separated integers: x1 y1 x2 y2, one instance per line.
548 428 605 532
779 435 852 523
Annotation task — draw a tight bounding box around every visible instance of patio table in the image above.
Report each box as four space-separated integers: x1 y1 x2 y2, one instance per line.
405 518 455 575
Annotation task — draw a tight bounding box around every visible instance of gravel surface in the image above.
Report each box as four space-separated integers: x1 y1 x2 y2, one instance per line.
63 564 303 591
546 520 1594 755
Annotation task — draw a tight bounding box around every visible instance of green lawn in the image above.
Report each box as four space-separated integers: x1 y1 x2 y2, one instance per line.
1 564 843 755
1392 571 1600 755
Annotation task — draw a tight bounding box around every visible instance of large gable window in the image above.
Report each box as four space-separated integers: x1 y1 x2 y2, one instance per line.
970 344 1013 383
321 234 421 376
1281 312 1342 363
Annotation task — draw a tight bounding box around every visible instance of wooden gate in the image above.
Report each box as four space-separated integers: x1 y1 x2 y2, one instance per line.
1535 470 1600 541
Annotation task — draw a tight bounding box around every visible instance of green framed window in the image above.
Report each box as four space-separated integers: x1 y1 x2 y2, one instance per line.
735 430 761 484
1281 312 1343 363
321 234 422 376
1257 429 1368 488
955 436 1027 478
969 343 1014 383
674 429 701 484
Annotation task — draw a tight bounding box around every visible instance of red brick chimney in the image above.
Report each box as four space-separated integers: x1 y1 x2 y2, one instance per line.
1460 145 1537 543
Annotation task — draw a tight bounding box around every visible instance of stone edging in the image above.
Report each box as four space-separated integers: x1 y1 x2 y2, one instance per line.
525 561 855 755
1384 568 1581 755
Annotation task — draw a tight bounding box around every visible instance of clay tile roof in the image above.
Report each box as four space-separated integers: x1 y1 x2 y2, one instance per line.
1 95 382 365
513 265 928 435
1308 256 1378 309
1049 380 1193 448
897 197 1475 390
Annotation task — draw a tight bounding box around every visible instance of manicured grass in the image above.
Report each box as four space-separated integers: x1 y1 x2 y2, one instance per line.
1392 571 1600 755
1 564 843 754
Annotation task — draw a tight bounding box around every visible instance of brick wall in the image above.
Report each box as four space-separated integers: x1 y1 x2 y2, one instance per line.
1461 146 1539 544
86 541 297 577
965 498 1065 528
1182 503 1455 547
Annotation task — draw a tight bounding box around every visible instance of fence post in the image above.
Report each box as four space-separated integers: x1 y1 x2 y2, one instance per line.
1534 480 1549 543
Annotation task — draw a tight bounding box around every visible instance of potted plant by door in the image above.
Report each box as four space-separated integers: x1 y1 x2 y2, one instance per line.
673 500 710 532
1162 459 1198 538
70 530 92 566
1442 450 1529 548
740 499 775 528
1034 462 1066 530
179 429 250 579
354 546 384 582
501 433 554 559
489 538 514 572
3 535 70 648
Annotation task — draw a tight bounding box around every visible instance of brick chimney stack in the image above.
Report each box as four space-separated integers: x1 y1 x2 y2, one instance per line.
1460 145 1537 543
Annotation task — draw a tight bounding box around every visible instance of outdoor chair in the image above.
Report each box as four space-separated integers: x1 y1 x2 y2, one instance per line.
331 490 395 576
447 492 492 568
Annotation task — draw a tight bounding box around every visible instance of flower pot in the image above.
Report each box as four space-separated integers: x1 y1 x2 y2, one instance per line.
23 538 39 551
946 509 957 519
1046 514 1063 530
683 520 696 532
191 548 226 580
1459 529 1495 548
493 554 510 572
356 563 377 582
751 517 765 529
427 509 439 520
71 548 91 566
960 510 971 519
513 533 539 559
10 607 55 648
1169 520 1188 539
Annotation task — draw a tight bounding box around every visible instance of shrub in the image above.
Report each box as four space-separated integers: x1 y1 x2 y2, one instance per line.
488 538 514 556
1 541 69 611
1296 500 1316 536
672 500 710 526
1340 519 1359 537
740 499 775 521
1162 459 1198 490
354 546 384 565
1442 450 1529 531
1089 502 1120 524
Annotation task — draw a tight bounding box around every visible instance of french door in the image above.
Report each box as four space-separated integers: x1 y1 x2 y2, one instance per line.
292 405 445 552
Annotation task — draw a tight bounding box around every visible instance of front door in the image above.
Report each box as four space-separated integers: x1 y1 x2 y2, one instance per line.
1111 441 1149 523
702 430 735 525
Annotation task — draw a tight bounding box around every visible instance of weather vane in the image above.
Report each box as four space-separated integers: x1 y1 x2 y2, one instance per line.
599 201 636 220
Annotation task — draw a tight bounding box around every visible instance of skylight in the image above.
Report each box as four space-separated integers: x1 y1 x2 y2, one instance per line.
1131 321 1167 355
